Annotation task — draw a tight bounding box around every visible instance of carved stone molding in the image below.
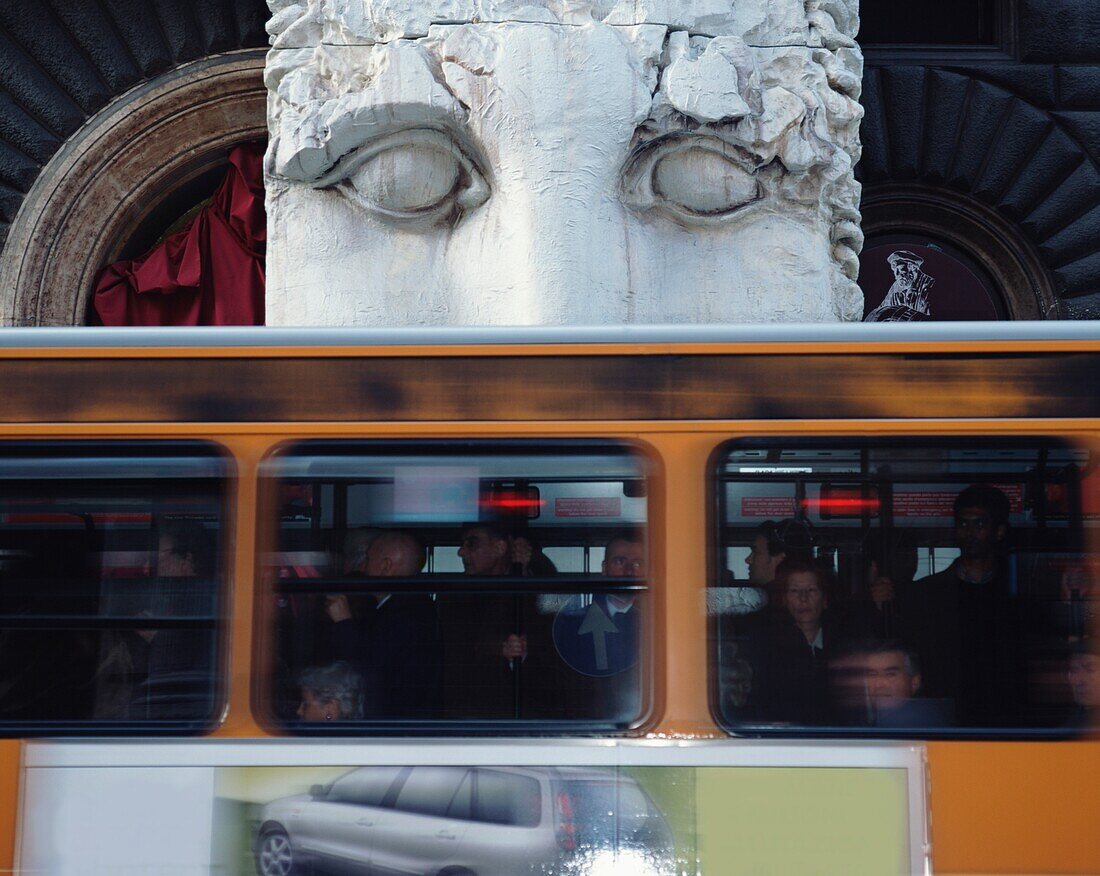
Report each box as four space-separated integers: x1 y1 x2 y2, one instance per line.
0 0 270 252
861 183 1060 319
859 65 1100 314
0 50 266 326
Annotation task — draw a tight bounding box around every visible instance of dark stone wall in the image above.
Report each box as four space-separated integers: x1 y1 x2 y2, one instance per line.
860 0 1100 318
1018 0 1100 63
0 0 269 253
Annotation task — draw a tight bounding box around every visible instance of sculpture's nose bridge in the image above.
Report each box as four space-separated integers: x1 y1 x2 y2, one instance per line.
499 167 627 311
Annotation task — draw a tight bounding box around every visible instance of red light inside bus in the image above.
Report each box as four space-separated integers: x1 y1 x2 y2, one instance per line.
479 486 543 518
804 485 880 519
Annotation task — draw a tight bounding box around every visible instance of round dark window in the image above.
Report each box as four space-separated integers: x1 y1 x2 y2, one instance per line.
860 235 1005 322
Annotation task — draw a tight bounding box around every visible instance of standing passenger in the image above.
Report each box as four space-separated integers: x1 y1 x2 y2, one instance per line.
892 485 1024 726
441 523 526 717
765 559 839 723
745 519 814 613
544 529 645 723
330 531 442 718
733 519 815 716
133 520 217 720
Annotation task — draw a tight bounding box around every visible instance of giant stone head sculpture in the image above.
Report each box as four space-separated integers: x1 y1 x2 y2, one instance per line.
265 1 864 325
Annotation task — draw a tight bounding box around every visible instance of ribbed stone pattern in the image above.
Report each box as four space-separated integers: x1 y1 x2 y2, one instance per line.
859 0 1100 310
0 0 269 252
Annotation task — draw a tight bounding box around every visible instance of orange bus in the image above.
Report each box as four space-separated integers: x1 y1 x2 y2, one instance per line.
0 324 1097 875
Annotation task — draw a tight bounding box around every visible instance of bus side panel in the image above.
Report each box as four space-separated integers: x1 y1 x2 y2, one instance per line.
0 740 17 872
17 742 925 876
19 765 217 874
0 352 1096 423
928 742 1100 874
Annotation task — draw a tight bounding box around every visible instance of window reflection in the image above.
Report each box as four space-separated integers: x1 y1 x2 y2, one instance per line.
264 443 650 731
0 444 227 730
713 440 1099 735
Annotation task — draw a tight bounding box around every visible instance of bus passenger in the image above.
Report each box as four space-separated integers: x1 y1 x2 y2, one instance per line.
512 535 558 578
731 519 816 720
846 537 919 639
459 523 515 578
441 522 528 717
765 558 840 723
329 530 443 718
272 540 338 702
131 520 217 719
341 527 380 576
1064 639 1100 731
1055 562 1098 641
829 639 953 728
745 519 815 618
540 529 645 722
320 527 382 642
887 485 1025 726
297 661 365 721
719 647 757 720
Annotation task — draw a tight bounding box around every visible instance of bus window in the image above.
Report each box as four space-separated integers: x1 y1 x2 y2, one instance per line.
711 438 1099 737
260 441 651 733
0 442 230 734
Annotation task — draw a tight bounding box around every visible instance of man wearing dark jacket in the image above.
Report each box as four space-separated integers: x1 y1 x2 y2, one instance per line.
894 485 1024 726
329 530 443 718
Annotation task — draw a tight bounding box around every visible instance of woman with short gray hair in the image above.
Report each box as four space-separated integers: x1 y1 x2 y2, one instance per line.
296 661 364 721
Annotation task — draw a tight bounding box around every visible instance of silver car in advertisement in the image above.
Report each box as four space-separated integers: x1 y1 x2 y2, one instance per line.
253 765 675 876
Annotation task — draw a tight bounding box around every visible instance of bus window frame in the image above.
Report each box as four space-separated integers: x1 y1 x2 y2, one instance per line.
0 439 236 738
707 433 1098 741
252 437 660 737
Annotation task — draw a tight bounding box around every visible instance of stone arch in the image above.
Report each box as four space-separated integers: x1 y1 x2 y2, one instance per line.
0 0 269 325
858 66 1100 317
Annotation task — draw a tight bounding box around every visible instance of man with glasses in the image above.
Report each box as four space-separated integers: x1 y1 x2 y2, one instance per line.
602 530 646 579
539 529 646 723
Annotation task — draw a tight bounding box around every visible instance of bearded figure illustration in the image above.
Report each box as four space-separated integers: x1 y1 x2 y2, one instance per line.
864 250 936 322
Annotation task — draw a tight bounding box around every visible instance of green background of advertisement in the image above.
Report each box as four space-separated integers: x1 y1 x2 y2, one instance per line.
625 766 910 875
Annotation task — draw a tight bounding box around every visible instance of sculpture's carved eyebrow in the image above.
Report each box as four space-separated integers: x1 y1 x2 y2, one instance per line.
307 106 473 184
629 124 770 168
310 123 486 191
270 38 470 183
277 106 464 184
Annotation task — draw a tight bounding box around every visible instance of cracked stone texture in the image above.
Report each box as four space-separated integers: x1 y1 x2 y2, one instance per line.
267 0 859 46
265 1 864 326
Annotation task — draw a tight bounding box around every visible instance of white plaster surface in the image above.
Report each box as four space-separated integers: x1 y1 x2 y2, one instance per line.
19 766 217 874
265 1 864 326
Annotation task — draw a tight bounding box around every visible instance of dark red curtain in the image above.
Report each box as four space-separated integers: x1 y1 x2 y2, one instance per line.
92 142 266 326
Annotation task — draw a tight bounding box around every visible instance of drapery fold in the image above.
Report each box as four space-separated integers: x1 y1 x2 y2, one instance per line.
92 142 266 326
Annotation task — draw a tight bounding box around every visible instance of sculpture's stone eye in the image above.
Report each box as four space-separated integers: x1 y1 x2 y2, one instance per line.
349 144 462 214
623 135 762 224
316 129 490 224
652 146 760 216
